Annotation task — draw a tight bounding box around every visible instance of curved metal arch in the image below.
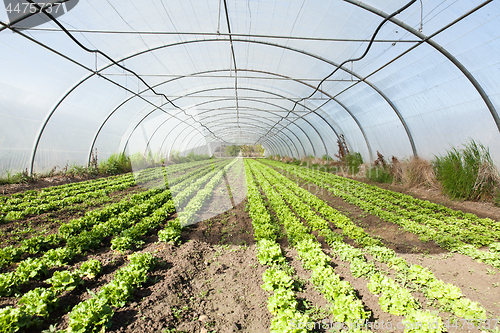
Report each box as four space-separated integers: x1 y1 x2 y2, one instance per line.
190 121 301 158
170 84 342 150
149 86 332 156
345 0 500 134
144 108 307 155
185 68 373 160
166 113 306 158
119 103 305 160
175 121 300 159
145 107 307 156
114 87 331 164
197 131 284 157
175 97 318 154
205 140 277 158
143 107 309 159
200 136 279 158
144 68 372 158
44 38 412 172
185 119 301 158
216 127 295 158
174 123 297 158
163 126 288 159
164 121 294 159
334 98 373 161
183 126 291 157
135 67 372 155
164 126 202 162
131 82 336 154
124 115 185 157
214 133 283 157
198 109 308 157
90 75 325 165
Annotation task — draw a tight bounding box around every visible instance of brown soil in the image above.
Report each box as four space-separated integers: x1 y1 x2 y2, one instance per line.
193 158 248 229
3 199 273 333
0 174 112 196
278 170 445 256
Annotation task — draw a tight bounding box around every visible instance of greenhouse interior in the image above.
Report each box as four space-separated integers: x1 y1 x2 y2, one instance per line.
1 0 500 332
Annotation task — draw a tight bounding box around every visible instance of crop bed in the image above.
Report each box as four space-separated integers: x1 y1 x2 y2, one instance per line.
0 158 499 333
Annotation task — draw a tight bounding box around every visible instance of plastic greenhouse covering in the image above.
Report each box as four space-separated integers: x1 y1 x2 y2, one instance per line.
1 0 500 176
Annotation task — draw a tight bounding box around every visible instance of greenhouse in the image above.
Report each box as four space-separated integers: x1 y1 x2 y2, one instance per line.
1 0 500 332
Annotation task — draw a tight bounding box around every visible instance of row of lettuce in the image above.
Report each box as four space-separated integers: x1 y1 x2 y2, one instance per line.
263 159 500 269
0 158 241 332
0 159 217 221
245 159 491 333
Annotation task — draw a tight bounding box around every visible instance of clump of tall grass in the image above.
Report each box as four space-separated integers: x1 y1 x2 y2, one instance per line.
495 191 500 207
433 140 500 200
365 151 393 183
392 156 438 189
99 153 132 175
367 166 393 183
0 169 37 185
345 152 363 175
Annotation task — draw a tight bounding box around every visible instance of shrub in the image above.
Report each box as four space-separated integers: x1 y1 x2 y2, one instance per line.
99 153 132 175
367 166 393 183
225 145 241 157
392 156 437 189
433 140 500 200
129 152 150 170
494 190 500 207
0 169 36 185
345 152 363 175
67 164 94 177
158 220 182 245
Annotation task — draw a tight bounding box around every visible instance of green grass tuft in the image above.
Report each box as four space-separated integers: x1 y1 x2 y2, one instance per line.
99 153 132 176
345 152 363 175
367 166 393 183
433 140 500 200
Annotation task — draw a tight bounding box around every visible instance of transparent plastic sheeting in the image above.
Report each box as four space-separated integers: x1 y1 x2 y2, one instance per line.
1 0 500 175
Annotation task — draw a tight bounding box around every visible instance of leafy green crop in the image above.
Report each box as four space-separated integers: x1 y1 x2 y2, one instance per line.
67 297 114 333
267 288 298 315
158 222 181 245
18 287 58 318
78 259 102 280
0 272 19 296
46 270 81 292
259 159 491 323
403 310 444 333
66 253 155 332
0 246 22 268
16 258 48 283
248 160 370 328
367 273 418 316
0 307 30 333
257 239 285 266
262 267 294 292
